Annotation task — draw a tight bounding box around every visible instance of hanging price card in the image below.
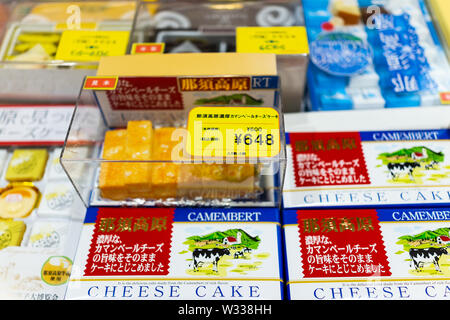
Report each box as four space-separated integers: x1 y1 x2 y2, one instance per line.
187 106 280 159
236 26 309 55
55 30 130 62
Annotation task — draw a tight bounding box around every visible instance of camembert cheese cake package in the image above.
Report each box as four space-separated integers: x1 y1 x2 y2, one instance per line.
65 207 284 300
283 206 450 300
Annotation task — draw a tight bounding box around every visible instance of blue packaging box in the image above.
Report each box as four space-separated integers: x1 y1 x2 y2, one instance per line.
303 0 450 111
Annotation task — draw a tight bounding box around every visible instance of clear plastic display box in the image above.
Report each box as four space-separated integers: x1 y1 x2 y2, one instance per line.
130 0 308 113
60 76 287 209
0 0 136 103
0 0 136 68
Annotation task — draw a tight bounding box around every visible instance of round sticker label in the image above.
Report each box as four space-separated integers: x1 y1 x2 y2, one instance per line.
310 32 372 76
41 256 72 286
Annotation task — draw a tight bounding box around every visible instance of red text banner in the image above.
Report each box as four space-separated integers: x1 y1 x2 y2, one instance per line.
84 207 174 276
290 132 371 187
297 209 391 278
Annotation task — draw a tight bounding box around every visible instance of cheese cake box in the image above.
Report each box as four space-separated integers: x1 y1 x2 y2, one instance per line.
283 206 450 300
65 207 284 300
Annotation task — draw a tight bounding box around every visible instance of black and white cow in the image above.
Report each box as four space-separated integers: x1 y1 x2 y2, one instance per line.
387 162 420 181
192 248 231 272
409 247 448 272
424 161 439 170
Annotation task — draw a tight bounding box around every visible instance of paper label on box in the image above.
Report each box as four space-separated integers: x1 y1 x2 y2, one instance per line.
290 132 370 187
310 32 372 76
65 207 283 300
236 26 309 55
55 30 129 62
284 129 450 207
83 76 118 90
104 77 183 110
131 42 165 54
283 207 450 300
41 256 72 286
297 209 390 278
93 76 279 128
0 105 75 145
439 92 450 104
85 207 174 276
187 106 281 159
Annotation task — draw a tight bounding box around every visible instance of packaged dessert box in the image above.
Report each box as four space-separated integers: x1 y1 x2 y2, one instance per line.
130 0 308 113
303 0 450 111
0 104 89 299
0 1 135 103
131 0 303 48
0 1 135 67
283 107 450 208
65 207 284 300
61 53 286 209
283 206 450 300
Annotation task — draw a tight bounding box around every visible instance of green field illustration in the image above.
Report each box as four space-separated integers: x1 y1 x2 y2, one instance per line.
377 146 449 184
194 93 263 106
396 227 450 276
182 228 269 276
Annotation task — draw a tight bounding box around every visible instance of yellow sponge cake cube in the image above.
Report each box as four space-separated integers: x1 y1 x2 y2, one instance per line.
150 127 181 199
153 127 181 161
150 163 179 199
124 120 153 198
126 120 153 160
102 129 127 160
177 163 203 198
99 162 129 200
99 129 128 200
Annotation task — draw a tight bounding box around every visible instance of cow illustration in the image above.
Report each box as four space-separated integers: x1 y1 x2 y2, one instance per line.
409 247 449 272
191 248 231 272
387 162 420 181
424 161 439 170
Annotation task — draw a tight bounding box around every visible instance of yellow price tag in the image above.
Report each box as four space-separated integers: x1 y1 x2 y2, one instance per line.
236 26 309 55
187 107 280 159
55 30 130 62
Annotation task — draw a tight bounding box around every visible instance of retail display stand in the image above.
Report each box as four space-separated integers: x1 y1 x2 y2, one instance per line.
0 0 449 303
